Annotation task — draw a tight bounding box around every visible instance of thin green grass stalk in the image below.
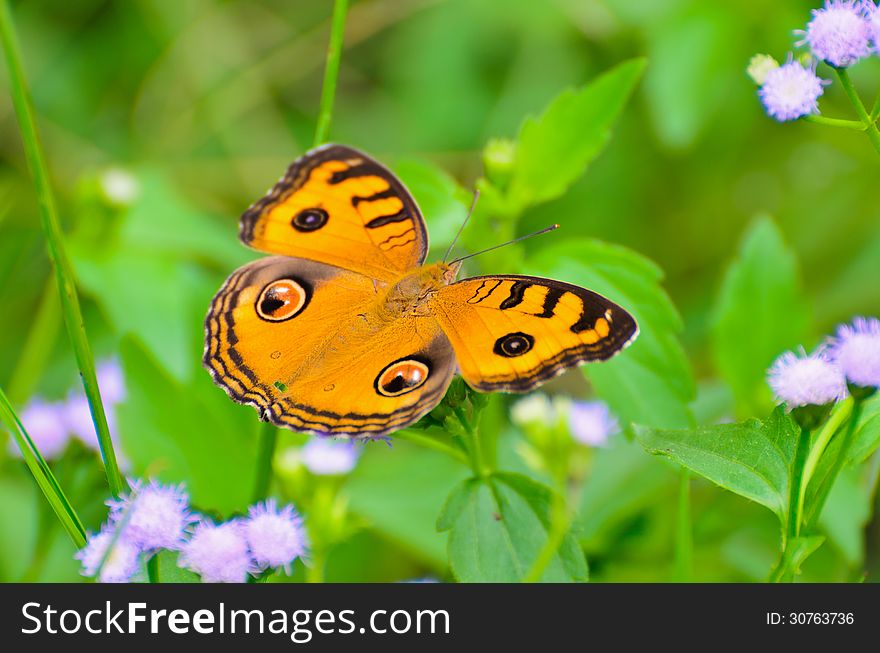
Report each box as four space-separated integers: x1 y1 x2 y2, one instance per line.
673 468 694 582
835 68 880 156
0 0 125 497
250 0 350 501
313 0 349 147
0 386 86 548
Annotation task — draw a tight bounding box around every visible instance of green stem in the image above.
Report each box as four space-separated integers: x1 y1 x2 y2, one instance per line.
835 67 880 156
523 492 569 583
802 114 867 131
805 398 864 529
798 398 853 516
871 88 880 122
393 430 469 465
252 421 278 502
0 386 86 548
673 468 693 582
454 407 486 477
0 0 124 497
771 425 812 582
147 554 160 583
313 0 348 147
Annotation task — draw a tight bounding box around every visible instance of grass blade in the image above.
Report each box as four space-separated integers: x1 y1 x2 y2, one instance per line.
0 0 125 496
0 386 86 548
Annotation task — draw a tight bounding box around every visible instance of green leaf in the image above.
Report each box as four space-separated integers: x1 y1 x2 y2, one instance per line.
527 238 694 428
576 437 675 550
634 406 799 521
117 337 258 515
711 217 810 416
347 441 470 569
507 58 645 208
438 472 588 582
848 395 880 464
641 6 742 149
69 171 254 381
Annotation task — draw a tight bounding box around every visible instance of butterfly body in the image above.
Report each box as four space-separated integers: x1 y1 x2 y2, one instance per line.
205 145 638 437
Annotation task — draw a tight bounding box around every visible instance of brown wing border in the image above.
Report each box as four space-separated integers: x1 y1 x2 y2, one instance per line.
239 144 429 266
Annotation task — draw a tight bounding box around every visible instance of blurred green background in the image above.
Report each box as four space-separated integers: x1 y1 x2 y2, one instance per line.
1 0 878 582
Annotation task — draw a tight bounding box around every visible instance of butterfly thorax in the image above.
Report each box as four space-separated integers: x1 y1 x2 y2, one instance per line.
379 261 459 319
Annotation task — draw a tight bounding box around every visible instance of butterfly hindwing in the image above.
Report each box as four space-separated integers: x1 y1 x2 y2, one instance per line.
239 145 428 281
204 256 455 436
429 275 638 392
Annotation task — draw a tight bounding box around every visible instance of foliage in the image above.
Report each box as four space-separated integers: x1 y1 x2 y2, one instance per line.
1 0 879 584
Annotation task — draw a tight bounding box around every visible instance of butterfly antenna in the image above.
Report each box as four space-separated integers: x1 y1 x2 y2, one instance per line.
449 224 560 265
442 188 480 263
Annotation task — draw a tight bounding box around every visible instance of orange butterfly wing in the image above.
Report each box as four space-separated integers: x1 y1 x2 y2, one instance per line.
429 275 638 392
239 144 428 281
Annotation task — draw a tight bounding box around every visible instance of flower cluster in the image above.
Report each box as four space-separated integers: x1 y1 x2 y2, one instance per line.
751 1 880 122
7 359 128 467
76 480 308 583
510 394 619 448
767 316 880 409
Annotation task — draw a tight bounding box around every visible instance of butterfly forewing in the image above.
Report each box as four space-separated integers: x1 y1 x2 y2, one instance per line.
429 275 638 392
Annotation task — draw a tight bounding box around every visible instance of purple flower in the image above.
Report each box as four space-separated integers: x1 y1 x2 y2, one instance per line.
63 394 130 470
75 527 141 583
826 317 880 388
568 401 618 447
178 520 254 583
759 59 828 121
800 1 871 67
243 499 308 572
768 348 848 407
868 2 880 51
96 358 127 405
300 437 359 475
7 399 70 460
107 479 193 552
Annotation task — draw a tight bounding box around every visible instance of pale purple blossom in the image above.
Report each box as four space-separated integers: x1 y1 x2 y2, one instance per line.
243 499 308 572
768 348 848 407
178 520 254 583
75 527 141 583
759 59 828 121
826 317 880 388
107 480 193 552
867 2 880 51
96 358 126 405
300 437 360 475
799 1 872 67
7 399 70 460
568 401 618 447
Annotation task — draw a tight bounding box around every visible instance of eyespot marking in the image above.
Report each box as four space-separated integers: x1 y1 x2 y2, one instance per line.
375 358 430 397
291 207 328 232
256 278 309 322
494 332 534 358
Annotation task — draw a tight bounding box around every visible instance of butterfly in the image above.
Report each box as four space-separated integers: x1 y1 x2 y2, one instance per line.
204 145 638 437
